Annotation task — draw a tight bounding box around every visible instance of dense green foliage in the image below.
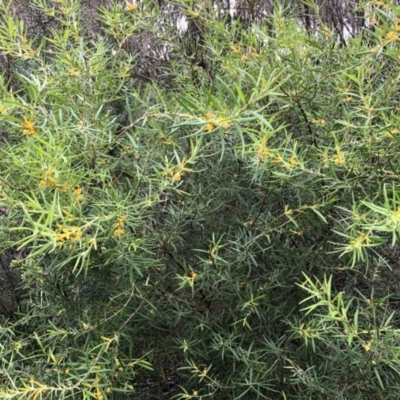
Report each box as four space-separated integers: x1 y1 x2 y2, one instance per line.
1 0 400 398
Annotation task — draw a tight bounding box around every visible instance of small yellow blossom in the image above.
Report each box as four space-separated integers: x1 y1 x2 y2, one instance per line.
284 204 293 215
386 128 399 137
74 185 84 202
288 155 298 166
11 341 22 351
386 31 398 42
68 68 80 77
205 112 213 121
240 54 248 62
333 150 345 166
204 113 215 131
172 172 182 182
21 118 36 135
389 206 400 224
214 116 231 129
189 271 197 282
23 48 35 59
362 340 373 352
259 147 269 158
126 2 138 11
55 225 83 244
350 231 371 251
394 17 400 31
321 27 331 37
0 105 6 115
94 387 103 400
204 123 214 132
360 105 374 112
113 215 127 237
230 43 241 53
167 158 192 182
312 118 326 126
198 367 208 378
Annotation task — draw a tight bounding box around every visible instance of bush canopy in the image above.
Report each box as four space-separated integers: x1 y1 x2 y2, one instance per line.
1 0 400 398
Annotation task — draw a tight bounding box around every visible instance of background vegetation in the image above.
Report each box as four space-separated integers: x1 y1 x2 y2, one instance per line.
1 0 400 398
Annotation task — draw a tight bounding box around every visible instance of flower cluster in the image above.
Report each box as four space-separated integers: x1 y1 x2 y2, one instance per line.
203 112 230 132
39 167 69 191
125 2 137 11
73 185 84 202
55 225 83 245
113 215 127 237
166 158 193 182
21 118 36 135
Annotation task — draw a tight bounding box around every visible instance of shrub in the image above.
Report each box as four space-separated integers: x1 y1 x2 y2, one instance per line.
1 0 400 399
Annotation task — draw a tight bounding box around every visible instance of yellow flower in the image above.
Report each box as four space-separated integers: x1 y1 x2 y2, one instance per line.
215 117 231 129
204 123 214 132
172 172 182 182
386 128 399 137
167 158 192 182
333 149 346 166
240 54 248 62
198 367 208 378
113 215 127 237
21 118 36 135
321 27 331 37
359 105 374 112
394 17 400 31
126 2 137 11
177 159 192 173
389 206 400 224
74 185 84 202
23 48 35 59
350 231 371 251
68 68 80 77
0 105 6 115
312 118 326 126
205 112 213 121
94 387 103 400
230 43 241 53
182 339 189 352
362 340 373 352
288 155 298 166
189 271 197 281
55 225 83 244
284 204 293 215
386 31 398 42
11 341 22 351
